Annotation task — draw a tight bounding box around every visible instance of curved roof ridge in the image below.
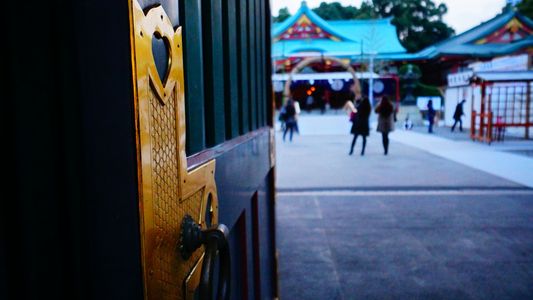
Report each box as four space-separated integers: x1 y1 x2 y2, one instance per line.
515 10 533 29
411 9 519 57
272 1 356 41
431 9 515 49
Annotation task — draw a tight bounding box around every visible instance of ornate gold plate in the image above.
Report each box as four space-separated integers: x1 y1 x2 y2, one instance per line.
129 1 219 299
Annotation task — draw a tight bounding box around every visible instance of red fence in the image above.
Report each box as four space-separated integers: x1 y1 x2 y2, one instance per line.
471 82 532 143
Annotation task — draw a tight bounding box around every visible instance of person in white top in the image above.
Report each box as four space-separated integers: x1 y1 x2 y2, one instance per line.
293 100 301 134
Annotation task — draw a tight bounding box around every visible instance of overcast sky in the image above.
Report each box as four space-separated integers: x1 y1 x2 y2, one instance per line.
271 0 508 34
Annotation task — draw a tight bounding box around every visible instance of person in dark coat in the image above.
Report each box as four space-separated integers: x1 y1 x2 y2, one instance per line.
451 99 466 132
375 96 395 155
349 97 371 156
282 99 297 142
427 99 436 133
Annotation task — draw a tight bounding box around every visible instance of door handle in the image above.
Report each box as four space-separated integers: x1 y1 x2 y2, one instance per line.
180 215 231 300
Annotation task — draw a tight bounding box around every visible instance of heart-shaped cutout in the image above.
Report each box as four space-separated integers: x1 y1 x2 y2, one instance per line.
152 32 171 85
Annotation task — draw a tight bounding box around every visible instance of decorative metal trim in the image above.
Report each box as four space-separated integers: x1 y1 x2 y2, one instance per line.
129 1 219 299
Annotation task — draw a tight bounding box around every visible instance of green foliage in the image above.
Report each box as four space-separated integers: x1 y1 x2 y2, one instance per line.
312 2 373 20
518 0 533 19
273 7 291 23
398 64 441 99
357 2 378 19
371 0 455 52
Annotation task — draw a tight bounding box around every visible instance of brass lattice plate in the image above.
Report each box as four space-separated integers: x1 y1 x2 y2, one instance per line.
129 1 219 299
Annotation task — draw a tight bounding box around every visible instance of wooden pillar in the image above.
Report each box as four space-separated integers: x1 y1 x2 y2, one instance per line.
471 110 476 140
480 82 486 141
470 84 476 140
487 111 493 144
526 82 531 139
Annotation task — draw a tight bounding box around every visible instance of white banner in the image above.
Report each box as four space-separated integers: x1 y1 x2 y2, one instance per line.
469 54 529 72
447 71 474 87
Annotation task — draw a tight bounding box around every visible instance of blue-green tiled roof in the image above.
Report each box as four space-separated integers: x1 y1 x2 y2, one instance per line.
272 1 407 59
409 9 533 60
327 19 406 53
273 3 533 62
272 1 355 42
272 39 359 57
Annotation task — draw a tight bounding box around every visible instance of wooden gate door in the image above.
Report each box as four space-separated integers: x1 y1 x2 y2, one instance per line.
130 0 277 299
3 0 275 299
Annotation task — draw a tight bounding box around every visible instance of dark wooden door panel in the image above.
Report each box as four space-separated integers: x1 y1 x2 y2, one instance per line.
4 0 275 298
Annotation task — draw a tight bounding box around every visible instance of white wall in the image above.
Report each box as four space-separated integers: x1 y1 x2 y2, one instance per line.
446 82 531 137
445 86 480 129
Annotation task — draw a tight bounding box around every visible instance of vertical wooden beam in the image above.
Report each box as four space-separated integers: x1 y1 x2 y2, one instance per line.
223 0 240 139
508 87 513 125
259 0 266 126
255 0 262 128
265 0 274 127
181 0 206 154
480 83 486 140
513 86 525 123
251 192 261 299
257 0 265 127
239 0 250 134
471 110 476 140
487 92 492 143
471 82 477 140
202 0 226 146
524 81 532 139
248 0 257 130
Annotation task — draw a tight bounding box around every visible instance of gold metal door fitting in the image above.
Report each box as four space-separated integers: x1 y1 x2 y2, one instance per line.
129 2 219 299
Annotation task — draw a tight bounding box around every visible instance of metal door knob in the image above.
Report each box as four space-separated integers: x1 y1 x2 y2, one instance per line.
180 215 231 300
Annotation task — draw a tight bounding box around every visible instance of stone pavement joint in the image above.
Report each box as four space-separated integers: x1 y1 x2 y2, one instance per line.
277 185 532 192
278 188 533 197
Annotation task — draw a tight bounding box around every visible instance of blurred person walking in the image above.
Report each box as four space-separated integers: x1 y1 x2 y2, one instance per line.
320 96 326 114
306 95 314 112
375 96 395 155
349 97 371 156
282 99 297 142
294 99 301 134
278 104 286 132
451 99 466 132
427 99 436 133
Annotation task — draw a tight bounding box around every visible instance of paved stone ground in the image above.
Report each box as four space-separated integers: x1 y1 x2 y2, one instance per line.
276 134 522 190
411 124 472 141
277 193 533 300
275 115 533 300
410 123 529 142
410 125 533 158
